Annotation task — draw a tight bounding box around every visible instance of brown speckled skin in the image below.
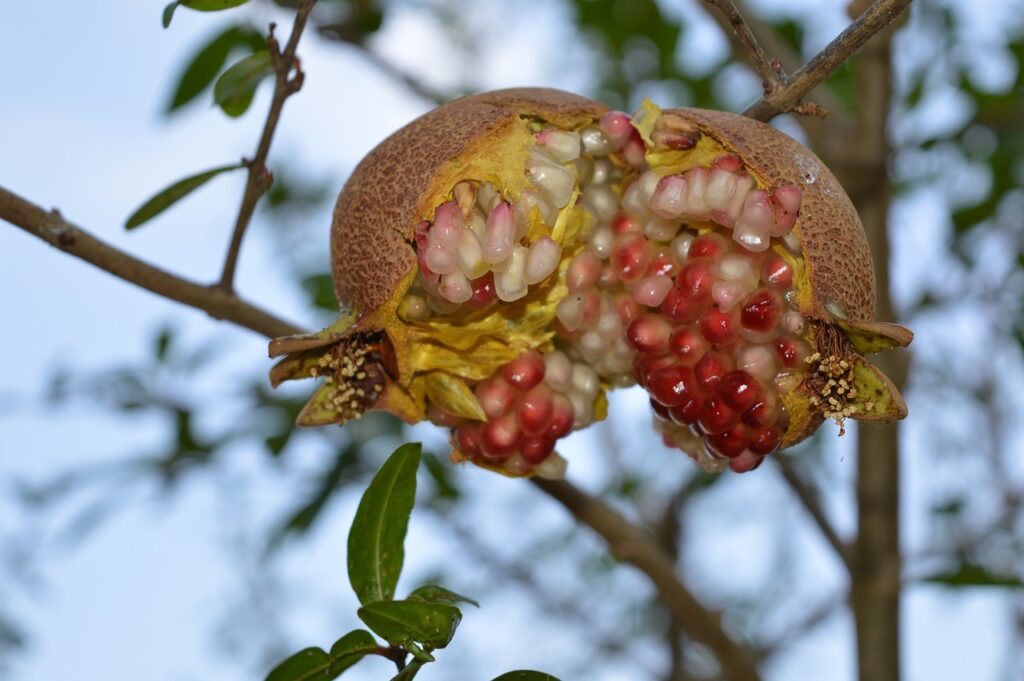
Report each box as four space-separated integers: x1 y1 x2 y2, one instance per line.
330 88 608 313
664 108 877 322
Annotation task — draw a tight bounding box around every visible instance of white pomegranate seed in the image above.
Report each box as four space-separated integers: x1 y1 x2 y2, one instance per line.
580 125 613 156
543 351 573 392
735 344 778 381
503 453 532 476
711 280 745 312
644 216 680 242
534 451 568 480
430 202 463 248
579 329 605 354
581 184 618 220
650 174 686 218
781 309 805 335
682 166 711 217
439 269 473 304
717 174 755 228
671 233 694 262
568 390 595 428
571 363 600 398
482 202 516 264
398 294 430 321
476 182 500 213
717 253 759 291
535 129 581 163
457 228 488 279
423 244 458 275
735 189 774 242
590 158 613 185
468 209 487 240
525 236 561 285
589 225 614 260
517 189 556 227
526 155 576 209
556 293 585 331
634 274 673 307
495 244 528 302
706 164 738 211
599 111 633 149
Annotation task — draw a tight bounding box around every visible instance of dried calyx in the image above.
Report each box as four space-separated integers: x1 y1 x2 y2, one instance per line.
269 88 912 478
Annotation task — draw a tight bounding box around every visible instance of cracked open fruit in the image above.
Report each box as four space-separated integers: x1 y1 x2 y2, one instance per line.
268 88 911 477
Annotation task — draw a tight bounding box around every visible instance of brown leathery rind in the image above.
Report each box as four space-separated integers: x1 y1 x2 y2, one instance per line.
330 88 608 314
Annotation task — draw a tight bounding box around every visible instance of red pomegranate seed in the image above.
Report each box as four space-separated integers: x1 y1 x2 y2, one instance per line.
774 337 809 368
694 351 732 392
668 395 704 425
716 370 764 411
634 353 675 389
502 351 546 391
474 376 516 419
668 325 708 364
687 233 728 260
647 363 698 408
466 272 497 309
696 396 739 435
480 412 521 460
761 252 792 289
626 313 673 355
611 212 642 235
646 248 677 278
699 307 740 346
749 425 782 455
547 394 575 439
455 423 482 458
517 384 554 436
706 423 750 458
728 450 764 473
649 397 671 421
741 397 778 428
660 285 702 323
520 435 556 464
611 233 654 283
740 288 781 333
675 259 715 302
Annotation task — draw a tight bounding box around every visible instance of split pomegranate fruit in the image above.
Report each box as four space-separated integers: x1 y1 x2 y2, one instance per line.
269 88 911 477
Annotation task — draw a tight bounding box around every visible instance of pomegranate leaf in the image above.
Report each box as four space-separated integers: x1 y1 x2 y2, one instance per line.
166 25 266 113
263 629 378 681
163 0 250 29
214 50 273 118
923 562 1024 588
491 673 561 681
389 660 426 681
357 599 461 652
408 584 479 608
347 443 421 604
124 163 243 230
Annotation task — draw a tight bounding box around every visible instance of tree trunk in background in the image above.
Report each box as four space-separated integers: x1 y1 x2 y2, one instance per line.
844 10 909 681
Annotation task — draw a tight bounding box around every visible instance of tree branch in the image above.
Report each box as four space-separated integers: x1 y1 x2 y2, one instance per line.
531 478 763 681
743 0 913 122
703 0 785 93
219 0 317 292
0 187 302 339
774 455 852 571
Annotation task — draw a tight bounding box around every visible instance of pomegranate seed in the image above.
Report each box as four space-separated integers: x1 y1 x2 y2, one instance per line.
706 423 750 458
668 395 704 425
660 285 702 323
650 397 671 421
611 233 654 283
567 250 602 292
699 307 740 346
761 252 792 289
520 435 556 464
614 293 640 325
668 325 708 364
455 424 482 458
741 397 778 428
480 412 521 460
647 363 698 408
716 370 764 411
774 337 809 368
741 288 781 333
502 351 546 391
626 313 673 355
634 354 675 389
611 212 642 235
696 396 739 435
518 384 554 436
546 394 575 439
675 259 715 302
474 376 516 419
749 425 782 455
599 110 633 148
688 233 728 260
466 272 497 309
633 275 673 307
646 248 677 278
728 450 764 473
694 351 732 392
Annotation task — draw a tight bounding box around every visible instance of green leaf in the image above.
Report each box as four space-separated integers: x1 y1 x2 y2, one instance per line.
214 50 273 118
302 274 339 312
347 443 421 604
923 562 1024 588
408 585 479 608
125 163 243 230
491 673 562 681
167 25 266 113
357 599 461 651
163 0 249 27
390 660 426 681
264 630 378 681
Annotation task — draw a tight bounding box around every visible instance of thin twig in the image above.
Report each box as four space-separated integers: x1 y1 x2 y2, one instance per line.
773 456 851 571
219 0 317 292
743 0 913 121
0 187 302 339
531 478 763 681
704 0 785 92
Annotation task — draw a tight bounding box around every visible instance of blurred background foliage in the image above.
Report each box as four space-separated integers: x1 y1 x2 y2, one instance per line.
3 0 1023 680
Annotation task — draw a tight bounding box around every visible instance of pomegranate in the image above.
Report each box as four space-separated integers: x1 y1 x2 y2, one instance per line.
268 88 911 477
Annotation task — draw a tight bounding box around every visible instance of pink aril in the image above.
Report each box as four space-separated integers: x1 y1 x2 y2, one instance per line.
482 202 516 264
681 166 711 217
736 343 778 381
668 325 708 365
502 350 546 391
646 248 677 278
699 307 740 346
611 212 642 235
676 259 716 302
622 131 647 167
599 110 633 149
524 236 561 285
633 275 673 307
712 154 743 173
614 293 640 325
761 252 793 288
688 233 729 260
728 449 764 473
480 412 522 460
611 233 654 283
520 435 556 464
518 384 555 435
780 309 805 335
455 423 482 459
732 222 771 252
475 376 517 419
546 394 575 439
430 201 463 250
660 285 702 323
706 164 739 211
732 189 774 251
567 250 601 292
626 313 673 355
650 174 687 219
438 269 473 303
774 337 810 369
715 174 755 228
535 129 581 163
769 184 802 236
543 351 573 392
711 280 745 312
